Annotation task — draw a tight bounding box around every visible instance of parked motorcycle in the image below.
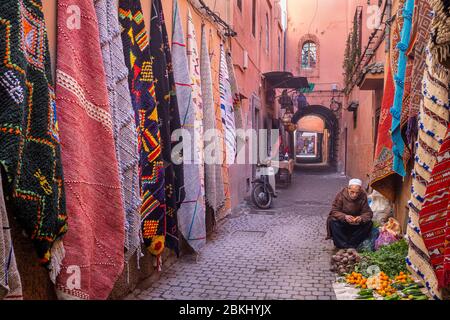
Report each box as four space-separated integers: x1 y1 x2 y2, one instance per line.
251 160 277 209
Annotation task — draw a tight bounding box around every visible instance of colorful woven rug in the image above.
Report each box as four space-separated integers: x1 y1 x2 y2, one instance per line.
405 0 432 149
371 2 404 201
429 0 450 66
0 0 68 274
200 25 226 212
55 0 125 300
0 174 22 300
171 3 207 252
118 0 166 258
406 48 449 300
150 0 185 256
419 125 450 289
219 45 237 165
94 0 141 263
226 51 244 132
226 50 246 160
407 0 432 119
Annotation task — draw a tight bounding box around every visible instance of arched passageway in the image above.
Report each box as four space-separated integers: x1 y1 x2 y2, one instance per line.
292 105 339 167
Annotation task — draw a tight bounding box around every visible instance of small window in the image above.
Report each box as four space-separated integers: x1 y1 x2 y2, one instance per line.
301 41 317 69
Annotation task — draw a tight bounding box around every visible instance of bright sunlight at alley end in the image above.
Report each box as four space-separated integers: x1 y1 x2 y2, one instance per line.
0 0 449 305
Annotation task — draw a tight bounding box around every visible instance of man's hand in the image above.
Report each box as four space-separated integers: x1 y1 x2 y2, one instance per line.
353 216 362 224
345 215 356 224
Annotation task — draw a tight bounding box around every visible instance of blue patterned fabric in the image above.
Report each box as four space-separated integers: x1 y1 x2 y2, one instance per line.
390 0 415 177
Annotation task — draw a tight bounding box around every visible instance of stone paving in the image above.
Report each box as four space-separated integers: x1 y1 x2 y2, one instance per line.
126 166 348 300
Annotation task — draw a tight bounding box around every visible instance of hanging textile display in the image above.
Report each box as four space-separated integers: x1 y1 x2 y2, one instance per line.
219 45 237 165
55 0 125 300
406 49 449 300
0 0 68 275
118 0 167 258
419 125 450 289
406 0 432 149
0 175 22 300
226 50 246 160
171 3 207 253
150 0 185 256
370 1 405 202
390 0 415 177
226 51 244 132
428 0 450 67
200 26 226 212
94 0 141 263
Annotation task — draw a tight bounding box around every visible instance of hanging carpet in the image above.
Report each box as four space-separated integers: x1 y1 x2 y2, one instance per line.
150 0 185 256
406 48 449 300
55 0 125 300
0 0 68 275
94 0 142 263
200 25 226 213
172 2 207 252
0 173 22 300
118 0 166 258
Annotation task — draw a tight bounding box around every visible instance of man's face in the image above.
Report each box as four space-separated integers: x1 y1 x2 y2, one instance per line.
348 185 361 200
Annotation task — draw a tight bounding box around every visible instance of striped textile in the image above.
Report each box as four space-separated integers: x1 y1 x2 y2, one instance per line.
172 3 207 252
0 174 22 300
200 26 226 212
419 125 450 289
94 0 142 263
219 45 237 165
407 48 449 300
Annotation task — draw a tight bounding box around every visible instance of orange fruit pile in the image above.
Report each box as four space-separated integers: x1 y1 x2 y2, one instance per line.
394 272 412 284
346 272 368 289
374 272 396 297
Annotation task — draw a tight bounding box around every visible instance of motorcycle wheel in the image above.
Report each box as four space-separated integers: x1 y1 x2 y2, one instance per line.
251 183 273 209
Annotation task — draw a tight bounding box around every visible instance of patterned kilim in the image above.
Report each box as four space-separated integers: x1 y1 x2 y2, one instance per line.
226 49 245 162
94 0 142 263
0 0 68 271
406 49 449 300
200 25 226 213
150 0 185 256
405 0 432 150
172 3 207 253
390 0 415 177
219 45 237 165
55 0 125 300
419 125 450 289
118 0 166 257
0 174 22 300
407 0 432 120
371 2 405 201
429 0 450 66
226 51 244 132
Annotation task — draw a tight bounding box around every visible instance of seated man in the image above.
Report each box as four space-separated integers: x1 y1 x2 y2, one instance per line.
326 179 373 249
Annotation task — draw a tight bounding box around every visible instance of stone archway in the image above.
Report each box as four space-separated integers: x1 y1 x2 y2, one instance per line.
292 105 340 167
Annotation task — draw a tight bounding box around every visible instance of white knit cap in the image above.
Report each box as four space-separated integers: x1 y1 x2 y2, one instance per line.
349 179 363 187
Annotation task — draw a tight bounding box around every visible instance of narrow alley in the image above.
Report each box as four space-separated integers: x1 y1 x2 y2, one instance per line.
127 166 345 300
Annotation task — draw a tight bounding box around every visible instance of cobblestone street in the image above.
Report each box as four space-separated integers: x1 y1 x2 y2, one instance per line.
126 166 347 300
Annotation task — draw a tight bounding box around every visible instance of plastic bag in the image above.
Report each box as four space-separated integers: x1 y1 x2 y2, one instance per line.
357 227 380 252
375 229 398 251
368 190 393 225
